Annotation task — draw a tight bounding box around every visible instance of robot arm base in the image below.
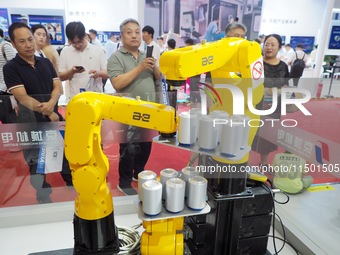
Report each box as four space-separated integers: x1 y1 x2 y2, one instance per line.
73 212 120 255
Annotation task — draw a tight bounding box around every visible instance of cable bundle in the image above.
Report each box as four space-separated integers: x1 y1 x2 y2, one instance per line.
118 223 142 255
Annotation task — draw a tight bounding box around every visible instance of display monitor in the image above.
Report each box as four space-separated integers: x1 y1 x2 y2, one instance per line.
289 36 315 53
28 15 65 45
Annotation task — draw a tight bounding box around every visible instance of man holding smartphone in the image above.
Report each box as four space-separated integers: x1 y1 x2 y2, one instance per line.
107 18 160 195
59 21 108 102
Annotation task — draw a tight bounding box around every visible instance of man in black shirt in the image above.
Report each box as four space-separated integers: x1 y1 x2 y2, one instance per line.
3 22 72 203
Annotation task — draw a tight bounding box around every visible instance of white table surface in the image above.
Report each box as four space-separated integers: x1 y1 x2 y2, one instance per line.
1 189 330 255
273 183 340 255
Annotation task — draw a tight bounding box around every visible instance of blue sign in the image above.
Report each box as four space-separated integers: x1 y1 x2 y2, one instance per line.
0 8 10 35
11 14 25 24
328 25 340 50
290 36 315 53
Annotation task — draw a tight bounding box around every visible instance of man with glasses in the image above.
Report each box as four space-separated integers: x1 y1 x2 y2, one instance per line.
59 21 108 102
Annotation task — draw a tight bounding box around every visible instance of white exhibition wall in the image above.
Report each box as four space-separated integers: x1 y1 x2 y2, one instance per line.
2 0 340 63
0 0 335 41
64 0 143 31
1 0 144 32
260 0 328 45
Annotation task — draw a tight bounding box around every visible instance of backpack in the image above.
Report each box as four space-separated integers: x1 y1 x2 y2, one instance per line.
290 52 306 78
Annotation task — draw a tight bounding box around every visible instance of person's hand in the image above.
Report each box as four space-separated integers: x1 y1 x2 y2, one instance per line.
9 95 19 116
89 70 100 79
13 105 19 116
141 57 155 71
72 66 85 74
37 101 54 116
48 112 60 122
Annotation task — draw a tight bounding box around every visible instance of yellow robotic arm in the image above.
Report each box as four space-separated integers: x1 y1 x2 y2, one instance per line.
160 38 264 164
64 92 177 254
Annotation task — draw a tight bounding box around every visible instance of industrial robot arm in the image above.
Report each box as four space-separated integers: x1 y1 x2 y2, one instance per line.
154 38 268 255
160 37 264 164
64 92 177 254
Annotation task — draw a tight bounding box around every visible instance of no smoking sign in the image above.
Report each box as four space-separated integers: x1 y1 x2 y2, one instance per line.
252 61 263 80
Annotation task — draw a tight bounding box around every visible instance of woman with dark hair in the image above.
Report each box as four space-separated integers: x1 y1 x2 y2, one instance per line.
31 24 48 57
252 34 290 167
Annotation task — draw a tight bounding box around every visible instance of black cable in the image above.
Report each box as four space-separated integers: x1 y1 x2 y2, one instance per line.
273 212 286 254
262 182 278 255
263 182 300 255
274 192 290 205
268 235 300 255
267 178 274 189
266 178 290 204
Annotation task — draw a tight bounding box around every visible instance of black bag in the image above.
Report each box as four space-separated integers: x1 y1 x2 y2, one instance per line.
290 52 306 78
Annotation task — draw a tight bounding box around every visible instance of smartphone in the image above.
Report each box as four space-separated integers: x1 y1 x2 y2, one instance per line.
146 46 154 58
75 66 85 70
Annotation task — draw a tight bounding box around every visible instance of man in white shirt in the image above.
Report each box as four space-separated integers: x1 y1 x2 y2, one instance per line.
142 25 161 66
89 29 105 50
59 22 108 102
105 33 119 60
156 36 166 53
